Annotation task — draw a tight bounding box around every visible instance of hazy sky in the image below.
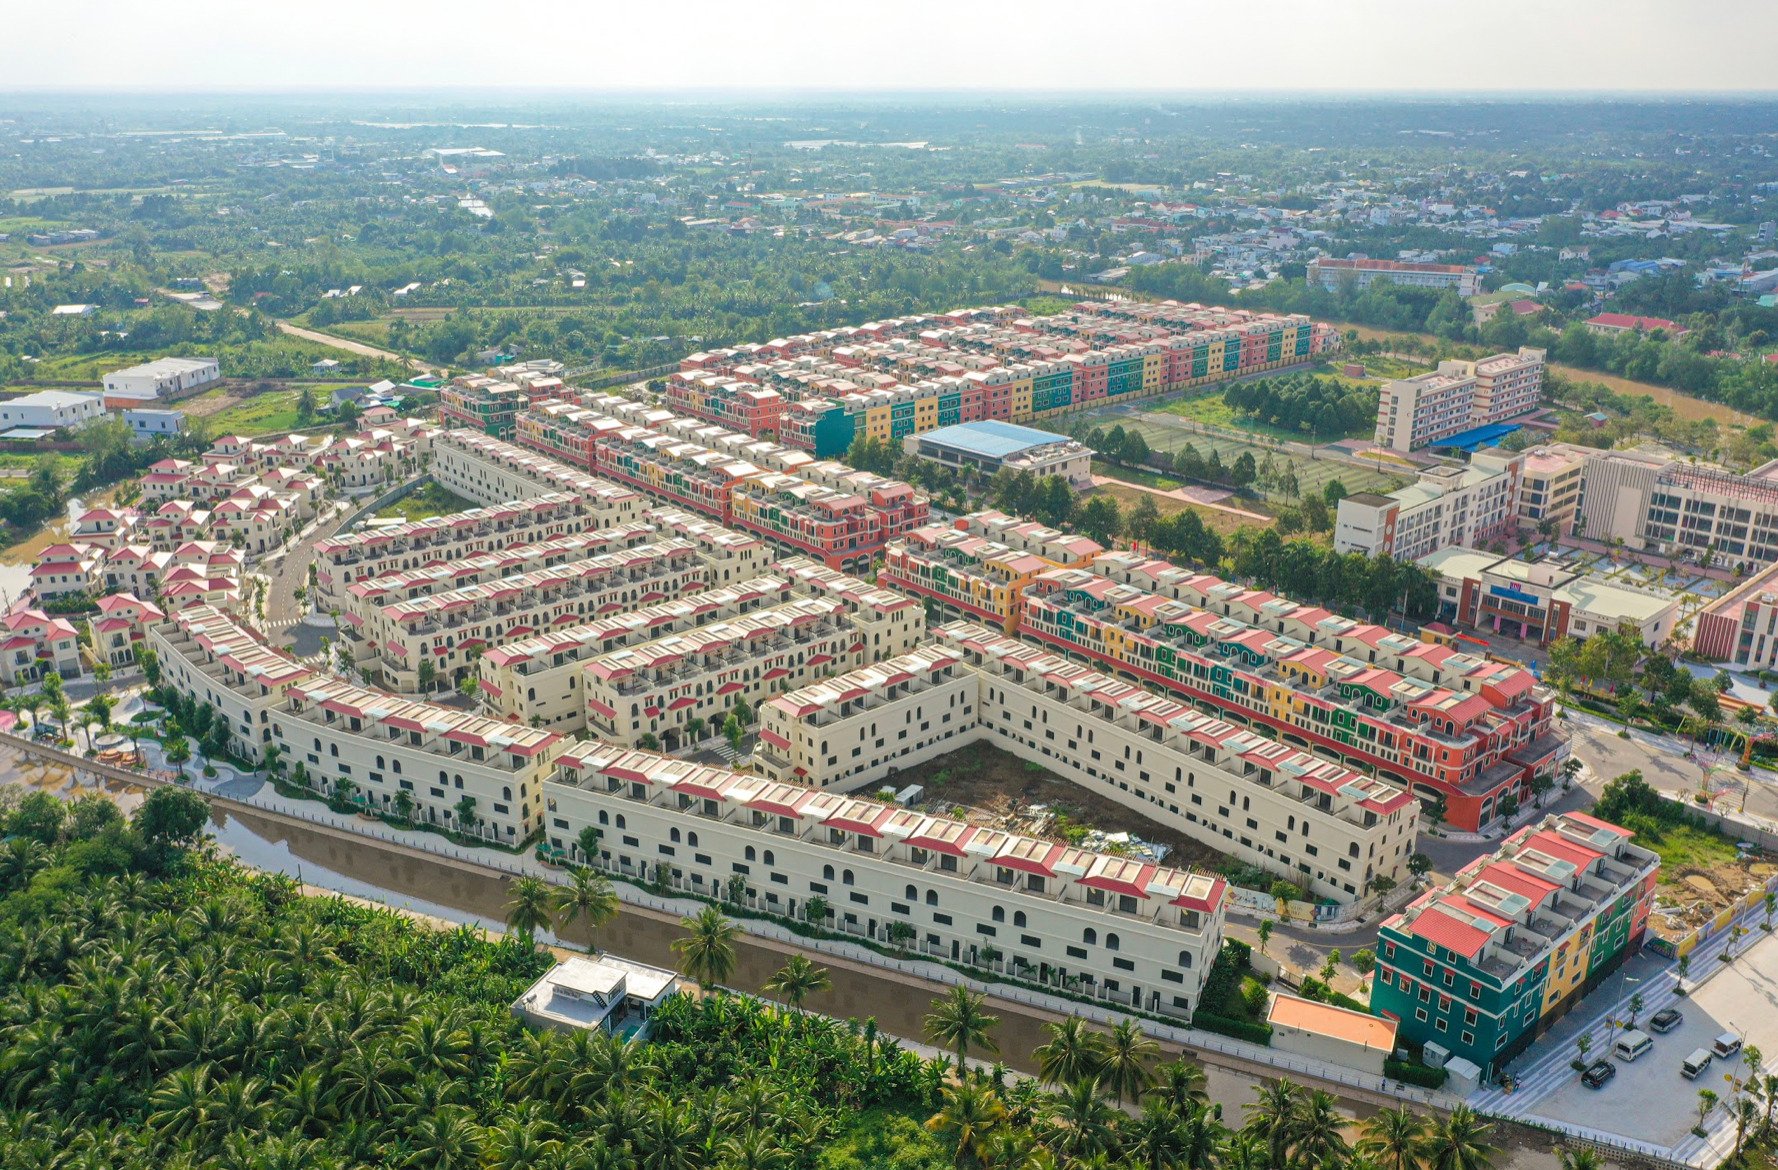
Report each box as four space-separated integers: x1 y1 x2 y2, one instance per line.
9 0 1778 93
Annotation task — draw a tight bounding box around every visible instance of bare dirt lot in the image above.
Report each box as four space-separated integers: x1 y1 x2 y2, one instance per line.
909 740 1231 872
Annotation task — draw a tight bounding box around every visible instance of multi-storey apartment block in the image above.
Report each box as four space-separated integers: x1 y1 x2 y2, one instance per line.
544 743 1228 1017
1015 564 1560 831
1334 450 1525 561
431 429 643 513
1373 350 1545 453
1308 257 1482 296
1371 812 1657 1076
478 574 800 731
1517 446 1585 535
758 629 1420 904
341 523 659 610
678 301 1334 457
314 493 635 604
148 605 567 843
439 376 531 439
347 540 713 692
582 596 875 751
880 511 1105 632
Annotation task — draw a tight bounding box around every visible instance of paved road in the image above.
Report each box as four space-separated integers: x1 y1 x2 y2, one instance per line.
274 321 435 374
264 501 355 627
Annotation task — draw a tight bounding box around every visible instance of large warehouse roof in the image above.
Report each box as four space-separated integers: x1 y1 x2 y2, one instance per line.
917 420 1076 458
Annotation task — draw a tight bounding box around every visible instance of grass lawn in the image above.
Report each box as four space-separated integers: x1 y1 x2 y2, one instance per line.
207 390 305 436
325 319 396 346
1086 482 1268 536
1159 391 1372 444
1649 823 1744 879
372 481 475 522
1091 460 1183 490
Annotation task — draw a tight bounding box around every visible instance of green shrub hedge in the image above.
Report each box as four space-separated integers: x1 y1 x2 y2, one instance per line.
1195 1012 1274 1045
1385 1059 1448 1089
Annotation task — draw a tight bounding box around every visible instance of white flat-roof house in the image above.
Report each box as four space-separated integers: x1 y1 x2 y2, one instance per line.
0 391 104 431
511 956 681 1038
102 357 220 405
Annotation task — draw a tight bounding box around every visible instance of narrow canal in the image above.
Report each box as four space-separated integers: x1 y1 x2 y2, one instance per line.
0 747 1568 1167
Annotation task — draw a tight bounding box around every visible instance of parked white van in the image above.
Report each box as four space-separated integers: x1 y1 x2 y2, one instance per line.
1614 1029 1654 1062
1683 1048 1714 1080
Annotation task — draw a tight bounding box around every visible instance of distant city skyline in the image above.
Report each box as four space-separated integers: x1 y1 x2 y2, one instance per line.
6 0 1777 94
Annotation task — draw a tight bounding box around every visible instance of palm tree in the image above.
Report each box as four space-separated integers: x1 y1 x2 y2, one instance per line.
1034 1016 1106 1088
925 1081 1007 1170
924 986 999 1069
671 905 738 993
1359 1106 1428 1170
1147 1059 1210 1113
1050 1078 1118 1160
761 954 830 1014
1422 1105 1497 1170
1099 1018 1159 1106
1556 1148 1604 1170
553 868 619 953
504 877 554 947
1243 1077 1302 1170
1293 1089 1352 1169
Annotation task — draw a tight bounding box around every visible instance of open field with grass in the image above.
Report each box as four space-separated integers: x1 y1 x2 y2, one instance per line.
1086 481 1268 536
371 481 475 522
1082 408 1409 504
323 318 396 346
203 390 306 435
1649 823 1745 881
1158 388 1374 444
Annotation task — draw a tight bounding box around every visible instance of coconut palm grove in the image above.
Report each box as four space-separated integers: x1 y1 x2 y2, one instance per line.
0 788 1511 1170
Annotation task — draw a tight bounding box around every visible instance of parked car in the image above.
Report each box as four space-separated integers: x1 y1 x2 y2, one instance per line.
1582 1060 1617 1089
1650 1008 1683 1034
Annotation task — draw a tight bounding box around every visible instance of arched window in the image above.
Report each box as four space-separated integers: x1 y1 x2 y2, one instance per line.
616 815 626 830
746 846 757 861
669 827 681 843
1177 950 1194 968
1013 911 1027 928
925 890 938 906
906 884 918 900
842 869 855 886
1083 928 1097 946
597 811 609 826
376 755 385 769
823 865 835 880
687 831 698 848
1106 933 1121 952
763 850 775 866
991 906 1005 923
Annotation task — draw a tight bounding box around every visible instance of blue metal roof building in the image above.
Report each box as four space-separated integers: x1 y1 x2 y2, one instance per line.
907 420 1094 487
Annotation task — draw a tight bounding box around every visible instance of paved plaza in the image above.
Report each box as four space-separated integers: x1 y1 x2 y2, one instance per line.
1473 901 1778 1167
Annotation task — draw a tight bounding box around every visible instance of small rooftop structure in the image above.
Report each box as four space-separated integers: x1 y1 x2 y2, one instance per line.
1269 992 1397 1075
511 955 680 1039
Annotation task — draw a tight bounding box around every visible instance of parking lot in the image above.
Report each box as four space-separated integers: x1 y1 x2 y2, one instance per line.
1474 918 1778 1165
1533 963 1771 1148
